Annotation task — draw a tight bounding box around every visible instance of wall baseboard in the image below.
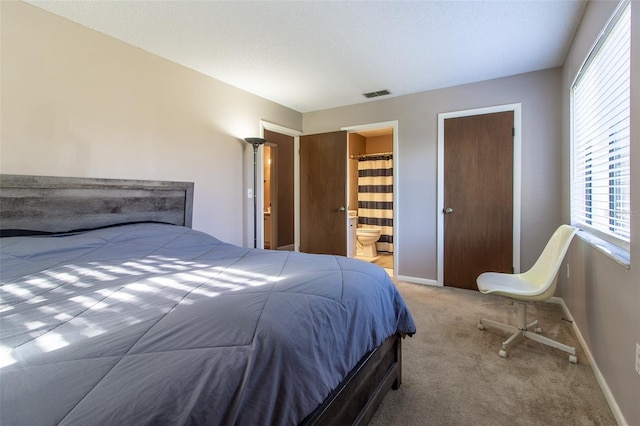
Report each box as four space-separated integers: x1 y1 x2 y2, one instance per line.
395 275 439 287
552 297 627 426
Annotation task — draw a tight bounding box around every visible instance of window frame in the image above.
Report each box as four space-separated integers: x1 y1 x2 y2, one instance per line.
570 0 631 264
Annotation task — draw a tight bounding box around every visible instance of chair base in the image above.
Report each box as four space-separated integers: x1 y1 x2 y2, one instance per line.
478 301 577 363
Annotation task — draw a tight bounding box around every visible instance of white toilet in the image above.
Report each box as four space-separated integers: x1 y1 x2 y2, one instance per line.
356 227 381 258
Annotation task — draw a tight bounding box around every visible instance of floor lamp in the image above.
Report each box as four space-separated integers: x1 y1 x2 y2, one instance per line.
245 137 267 248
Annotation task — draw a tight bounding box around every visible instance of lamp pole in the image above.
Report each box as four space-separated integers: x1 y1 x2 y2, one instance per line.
244 138 267 248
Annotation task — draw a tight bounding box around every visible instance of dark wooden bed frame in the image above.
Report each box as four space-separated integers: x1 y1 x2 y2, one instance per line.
0 174 403 425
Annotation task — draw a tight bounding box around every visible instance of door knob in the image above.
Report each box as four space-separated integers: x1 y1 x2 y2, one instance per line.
443 207 454 214
338 206 346 212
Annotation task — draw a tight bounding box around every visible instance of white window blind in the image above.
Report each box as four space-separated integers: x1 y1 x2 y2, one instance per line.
571 1 631 248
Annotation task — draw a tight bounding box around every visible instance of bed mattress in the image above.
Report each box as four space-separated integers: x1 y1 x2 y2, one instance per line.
0 223 415 425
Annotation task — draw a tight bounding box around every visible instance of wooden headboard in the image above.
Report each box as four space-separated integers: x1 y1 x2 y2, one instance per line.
0 175 194 235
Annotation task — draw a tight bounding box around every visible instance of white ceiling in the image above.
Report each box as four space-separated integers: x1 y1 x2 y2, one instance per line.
27 0 587 113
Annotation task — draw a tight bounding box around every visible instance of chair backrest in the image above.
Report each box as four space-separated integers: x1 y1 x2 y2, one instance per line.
520 225 578 301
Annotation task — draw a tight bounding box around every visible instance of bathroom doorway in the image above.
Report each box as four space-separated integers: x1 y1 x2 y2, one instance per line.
263 145 275 249
347 126 395 274
263 129 295 251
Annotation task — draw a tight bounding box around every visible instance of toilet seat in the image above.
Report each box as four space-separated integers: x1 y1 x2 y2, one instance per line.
357 228 379 234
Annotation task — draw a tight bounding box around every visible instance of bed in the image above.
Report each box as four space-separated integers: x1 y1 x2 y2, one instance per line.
0 174 416 426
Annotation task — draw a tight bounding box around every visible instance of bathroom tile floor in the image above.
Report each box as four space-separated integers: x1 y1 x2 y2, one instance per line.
373 253 393 269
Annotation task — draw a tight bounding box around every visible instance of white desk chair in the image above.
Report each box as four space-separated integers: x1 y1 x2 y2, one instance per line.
477 225 578 363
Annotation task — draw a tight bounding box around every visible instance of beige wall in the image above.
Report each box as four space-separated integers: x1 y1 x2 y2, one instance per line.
560 1 640 425
304 67 563 280
366 135 393 153
0 1 302 246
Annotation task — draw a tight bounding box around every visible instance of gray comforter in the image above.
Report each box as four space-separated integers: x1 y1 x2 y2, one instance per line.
0 223 415 425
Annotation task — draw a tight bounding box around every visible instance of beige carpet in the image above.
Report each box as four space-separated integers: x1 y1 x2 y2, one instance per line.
369 280 617 426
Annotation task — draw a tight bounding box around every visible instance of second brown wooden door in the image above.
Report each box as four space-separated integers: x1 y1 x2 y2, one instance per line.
443 111 514 290
299 131 348 256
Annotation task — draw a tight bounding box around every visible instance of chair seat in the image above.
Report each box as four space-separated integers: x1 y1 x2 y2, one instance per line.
477 272 543 300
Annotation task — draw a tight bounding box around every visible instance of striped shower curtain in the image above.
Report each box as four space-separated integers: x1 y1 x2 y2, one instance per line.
358 154 393 253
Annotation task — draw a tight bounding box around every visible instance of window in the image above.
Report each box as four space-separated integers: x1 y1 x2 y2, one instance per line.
571 0 631 250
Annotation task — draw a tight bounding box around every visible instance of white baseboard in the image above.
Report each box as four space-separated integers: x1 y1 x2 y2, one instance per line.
554 297 627 426
395 275 439 287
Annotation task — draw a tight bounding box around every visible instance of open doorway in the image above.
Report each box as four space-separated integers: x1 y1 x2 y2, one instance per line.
263 128 295 251
347 126 395 274
263 145 275 249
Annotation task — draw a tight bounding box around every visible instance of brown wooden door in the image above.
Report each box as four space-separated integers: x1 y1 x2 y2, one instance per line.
443 111 514 290
300 131 347 255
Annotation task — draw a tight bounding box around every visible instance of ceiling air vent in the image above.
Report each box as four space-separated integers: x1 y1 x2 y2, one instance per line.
363 90 391 99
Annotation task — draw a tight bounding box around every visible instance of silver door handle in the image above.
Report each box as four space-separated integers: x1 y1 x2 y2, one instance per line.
337 206 346 212
443 207 454 214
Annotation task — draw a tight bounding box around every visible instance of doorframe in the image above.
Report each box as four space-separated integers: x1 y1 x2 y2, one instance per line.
341 120 399 278
263 143 278 249
259 120 301 250
436 104 521 287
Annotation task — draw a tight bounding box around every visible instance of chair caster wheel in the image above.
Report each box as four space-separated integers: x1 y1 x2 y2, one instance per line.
478 322 485 330
535 327 542 334
499 350 507 358
569 355 577 364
